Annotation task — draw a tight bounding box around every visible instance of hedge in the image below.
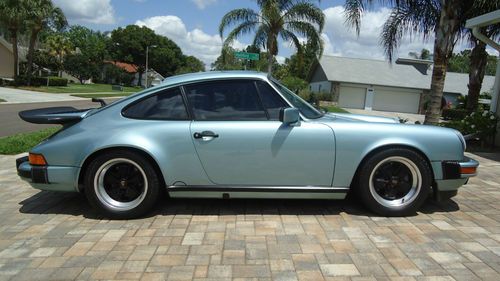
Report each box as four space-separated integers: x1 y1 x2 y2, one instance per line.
46 76 68 86
10 76 67 87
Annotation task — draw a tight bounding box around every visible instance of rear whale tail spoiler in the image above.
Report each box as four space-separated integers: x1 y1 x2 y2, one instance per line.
18 107 91 125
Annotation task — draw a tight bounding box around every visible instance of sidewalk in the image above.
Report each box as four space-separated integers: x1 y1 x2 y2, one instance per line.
0 87 85 104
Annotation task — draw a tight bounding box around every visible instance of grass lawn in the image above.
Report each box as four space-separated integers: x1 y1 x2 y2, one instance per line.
0 98 5 103
323 105 349 113
0 127 60 155
71 93 133 98
18 83 140 94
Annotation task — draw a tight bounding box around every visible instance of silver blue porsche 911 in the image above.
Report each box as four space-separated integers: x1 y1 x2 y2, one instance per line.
16 71 478 219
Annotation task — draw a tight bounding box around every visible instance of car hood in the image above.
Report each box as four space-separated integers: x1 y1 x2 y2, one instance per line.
318 112 399 123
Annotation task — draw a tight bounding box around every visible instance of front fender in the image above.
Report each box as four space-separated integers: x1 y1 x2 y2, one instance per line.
327 122 464 187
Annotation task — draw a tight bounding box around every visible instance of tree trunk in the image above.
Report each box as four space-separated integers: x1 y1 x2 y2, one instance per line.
267 53 273 74
26 27 41 86
266 34 277 75
9 29 19 79
424 0 461 125
466 41 488 113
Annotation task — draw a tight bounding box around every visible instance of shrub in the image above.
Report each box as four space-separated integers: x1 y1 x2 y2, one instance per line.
442 108 468 121
47 76 68 86
121 73 135 87
280 76 308 92
444 110 498 141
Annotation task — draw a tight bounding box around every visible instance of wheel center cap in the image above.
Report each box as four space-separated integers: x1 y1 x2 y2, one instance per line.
120 180 127 188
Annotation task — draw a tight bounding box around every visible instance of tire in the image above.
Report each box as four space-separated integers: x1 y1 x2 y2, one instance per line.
357 148 432 216
84 150 161 219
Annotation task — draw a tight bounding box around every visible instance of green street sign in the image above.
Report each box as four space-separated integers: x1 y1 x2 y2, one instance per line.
234 51 260 61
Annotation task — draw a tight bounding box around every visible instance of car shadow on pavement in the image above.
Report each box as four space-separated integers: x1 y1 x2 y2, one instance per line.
18 190 460 219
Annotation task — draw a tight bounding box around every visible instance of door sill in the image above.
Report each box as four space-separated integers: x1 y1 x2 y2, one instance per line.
166 185 349 199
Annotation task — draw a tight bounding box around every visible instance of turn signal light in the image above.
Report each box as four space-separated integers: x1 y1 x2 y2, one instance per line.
460 166 477 175
29 153 47 166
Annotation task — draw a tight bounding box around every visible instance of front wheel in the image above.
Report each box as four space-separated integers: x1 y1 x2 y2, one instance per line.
357 148 432 216
84 150 161 219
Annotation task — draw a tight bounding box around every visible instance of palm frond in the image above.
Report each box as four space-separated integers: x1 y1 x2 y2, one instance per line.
219 8 261 38
380 0 439 61
223 21 260 48
284 21 323 56
253 24 270 49
344 0 402 35
282 2 325 32
279 29 302 53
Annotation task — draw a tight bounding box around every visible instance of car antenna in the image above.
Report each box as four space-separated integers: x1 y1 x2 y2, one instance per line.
91 98 107 107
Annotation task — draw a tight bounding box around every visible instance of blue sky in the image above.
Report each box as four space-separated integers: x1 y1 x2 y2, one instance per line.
52 0 472 68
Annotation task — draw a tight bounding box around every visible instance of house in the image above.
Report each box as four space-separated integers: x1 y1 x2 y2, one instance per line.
0 37 15 78
308 55 495 114
104 61 164 87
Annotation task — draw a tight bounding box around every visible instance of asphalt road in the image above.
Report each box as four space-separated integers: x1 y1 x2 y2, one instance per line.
0 99 118 137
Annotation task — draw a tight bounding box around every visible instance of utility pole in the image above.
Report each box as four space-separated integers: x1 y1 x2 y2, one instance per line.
145 45 157 88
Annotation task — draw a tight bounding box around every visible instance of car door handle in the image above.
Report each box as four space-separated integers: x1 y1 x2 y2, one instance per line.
193 131 219 139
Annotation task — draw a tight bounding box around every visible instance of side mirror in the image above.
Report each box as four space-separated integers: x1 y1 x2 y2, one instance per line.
279 108 300 125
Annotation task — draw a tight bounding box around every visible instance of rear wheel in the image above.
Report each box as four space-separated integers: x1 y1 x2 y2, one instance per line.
357 148 432 216
84 150 161 219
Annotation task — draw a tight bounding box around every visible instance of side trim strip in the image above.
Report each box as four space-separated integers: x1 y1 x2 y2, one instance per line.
167 186 349 193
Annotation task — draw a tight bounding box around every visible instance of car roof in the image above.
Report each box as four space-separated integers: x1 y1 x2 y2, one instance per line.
161 71 270 86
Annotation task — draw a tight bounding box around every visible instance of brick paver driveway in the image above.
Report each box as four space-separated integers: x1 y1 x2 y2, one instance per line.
0 153 499 281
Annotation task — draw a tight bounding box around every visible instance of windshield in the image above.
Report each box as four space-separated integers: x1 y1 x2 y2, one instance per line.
271 79 323 119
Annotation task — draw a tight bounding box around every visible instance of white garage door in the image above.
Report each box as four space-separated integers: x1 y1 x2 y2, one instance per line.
338 86 366 109
373 88 421 113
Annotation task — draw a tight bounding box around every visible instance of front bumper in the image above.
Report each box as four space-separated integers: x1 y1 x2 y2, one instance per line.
16 156 79 192
434 156 479 201
442 156 479 179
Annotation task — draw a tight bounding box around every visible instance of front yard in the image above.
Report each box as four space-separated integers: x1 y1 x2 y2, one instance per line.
17 83 140 94
0 127 60 155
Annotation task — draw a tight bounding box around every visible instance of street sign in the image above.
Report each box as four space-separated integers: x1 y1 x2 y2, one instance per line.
234 51 260 61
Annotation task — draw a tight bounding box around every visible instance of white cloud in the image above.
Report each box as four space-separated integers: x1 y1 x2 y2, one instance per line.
53 0 116 24
191 0 217 10
136 15 247 68
275 56 286 64
320 6 474 61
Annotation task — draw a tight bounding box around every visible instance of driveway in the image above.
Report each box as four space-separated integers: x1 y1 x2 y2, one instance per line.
0 153 499 280
346 108 426 124
0 99 120 137
0 87 85 104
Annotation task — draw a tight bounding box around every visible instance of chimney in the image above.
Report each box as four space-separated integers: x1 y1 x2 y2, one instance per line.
395 58 433 75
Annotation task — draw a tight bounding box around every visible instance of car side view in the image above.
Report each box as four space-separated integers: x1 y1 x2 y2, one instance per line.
17 71 479 219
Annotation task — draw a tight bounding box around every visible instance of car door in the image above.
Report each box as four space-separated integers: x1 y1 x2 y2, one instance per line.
185 79 335 187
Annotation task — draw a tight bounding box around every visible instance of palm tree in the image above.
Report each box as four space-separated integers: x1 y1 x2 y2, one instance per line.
465 23 499 112
45 34 73 77
25 0 67 85
0 0 28 79
344 0 496 125
219 0 325 74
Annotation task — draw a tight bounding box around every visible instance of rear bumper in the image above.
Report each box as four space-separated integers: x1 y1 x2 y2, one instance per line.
16 156 79 192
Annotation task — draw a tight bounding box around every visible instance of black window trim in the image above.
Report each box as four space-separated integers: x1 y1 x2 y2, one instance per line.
121 86 191 121
181 79 275 122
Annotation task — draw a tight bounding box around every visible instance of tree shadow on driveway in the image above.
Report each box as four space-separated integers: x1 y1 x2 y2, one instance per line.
18 190 460 220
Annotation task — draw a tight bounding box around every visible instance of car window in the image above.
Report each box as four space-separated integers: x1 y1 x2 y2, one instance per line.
122 87 188 120
255 81 288 120
271 79 324 119
185 80 267 121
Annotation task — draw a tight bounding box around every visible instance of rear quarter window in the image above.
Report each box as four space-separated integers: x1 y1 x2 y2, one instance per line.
122 87 189 120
